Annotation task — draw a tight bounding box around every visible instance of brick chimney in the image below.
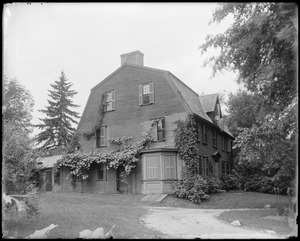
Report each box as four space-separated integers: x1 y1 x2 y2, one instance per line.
120 50 144 66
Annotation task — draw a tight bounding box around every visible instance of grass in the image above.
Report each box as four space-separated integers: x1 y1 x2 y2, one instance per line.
218 209 295 236
3 190 293 239
160 190 290 209
3 192 167 239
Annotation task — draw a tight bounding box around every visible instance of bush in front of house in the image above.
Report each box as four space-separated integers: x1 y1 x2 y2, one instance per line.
172 175 210 204
204 176 222 194
243 175 274 193
221 172 240 191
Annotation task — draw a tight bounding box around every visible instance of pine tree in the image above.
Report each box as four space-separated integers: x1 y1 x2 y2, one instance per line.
35 71 80 150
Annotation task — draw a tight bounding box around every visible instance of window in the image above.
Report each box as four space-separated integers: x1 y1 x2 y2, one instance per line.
96 126 107 147
139 82 154 105
97 163 107 180
227 139 231 152
222 135 226 151
151 118 165 142
197 156 210 177
105 90 115 111
157 118 165 141
145 155 159 180
222 161 231 175
164 155 176 179
202 124 207 144
54 170 60 185
213 131 217 148
196 122 201 142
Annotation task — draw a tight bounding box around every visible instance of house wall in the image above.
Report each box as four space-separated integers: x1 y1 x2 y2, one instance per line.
74 65 189 194
196 122 233 179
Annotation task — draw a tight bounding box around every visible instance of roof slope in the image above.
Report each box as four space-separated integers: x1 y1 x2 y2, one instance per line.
37 155 62 169
166 73 212 123
199 93 218 113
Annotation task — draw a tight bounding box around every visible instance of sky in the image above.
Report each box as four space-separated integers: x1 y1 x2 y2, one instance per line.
3 2 242 136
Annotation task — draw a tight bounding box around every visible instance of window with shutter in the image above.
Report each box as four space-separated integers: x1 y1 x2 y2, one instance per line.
157 118 165 142
213 131 217 148
145 156 159 180
105 90 115 111
202 124 207 144
139 82 154 105
96 126 107 147
164 155 176 179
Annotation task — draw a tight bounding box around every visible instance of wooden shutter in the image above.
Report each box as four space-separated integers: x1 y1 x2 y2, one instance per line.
146 156 159 180
161 118 165 140
149 82 154 103
139 85 143 105
100 126 107 146
111 90 115 110
164 155 175 179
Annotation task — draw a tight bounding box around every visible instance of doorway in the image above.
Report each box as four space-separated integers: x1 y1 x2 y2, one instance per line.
45 170 52 192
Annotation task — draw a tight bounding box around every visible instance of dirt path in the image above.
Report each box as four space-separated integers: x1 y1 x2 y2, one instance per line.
141 207 287 239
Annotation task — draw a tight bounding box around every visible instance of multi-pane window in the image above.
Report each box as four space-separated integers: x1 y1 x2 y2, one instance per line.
196 122 201 142
97 163 107 180
145 156 159 180
139 82 154 105
222 161 231 175
202 124 207 144
213 131 218 148
197 156 210 177
222 135 226 151
152 118 165 142
96 126 107 148
105 90 115 111
164 155 176 179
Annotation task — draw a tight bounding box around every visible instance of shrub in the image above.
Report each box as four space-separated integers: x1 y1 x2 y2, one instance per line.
243 175 275 193
172 175 210 204
205 176 222 194
221 173 240 190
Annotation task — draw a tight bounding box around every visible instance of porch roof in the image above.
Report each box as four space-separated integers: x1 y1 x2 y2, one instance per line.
37 154 63 170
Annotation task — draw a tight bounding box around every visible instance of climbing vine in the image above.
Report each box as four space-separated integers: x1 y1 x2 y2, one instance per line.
172 114 220 203
82 94 106 140
54 128 154 191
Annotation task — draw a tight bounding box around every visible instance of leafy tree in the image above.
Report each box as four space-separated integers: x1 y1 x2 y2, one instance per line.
200 2 297 112
35 71 80 150
2 77 37 195
226 90 264 136
3 76 34 131
200 3 297 194
3 123 37 194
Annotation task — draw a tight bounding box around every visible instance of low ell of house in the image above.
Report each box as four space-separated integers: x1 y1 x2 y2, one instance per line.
44 51 234 194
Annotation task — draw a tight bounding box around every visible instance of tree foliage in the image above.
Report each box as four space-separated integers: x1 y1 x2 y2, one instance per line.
200 2 297 111
35 71 80 150
2 78 37 195
200 3 297 194
3 76 34 131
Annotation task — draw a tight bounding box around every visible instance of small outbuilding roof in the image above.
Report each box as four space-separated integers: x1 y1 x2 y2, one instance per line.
37 155 62 170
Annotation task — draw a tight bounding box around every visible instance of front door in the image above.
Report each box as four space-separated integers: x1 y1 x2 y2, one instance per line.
117 166 127 193
46 170 52 192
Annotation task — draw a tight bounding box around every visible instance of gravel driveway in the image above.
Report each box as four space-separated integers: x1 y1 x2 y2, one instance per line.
141 207 288 239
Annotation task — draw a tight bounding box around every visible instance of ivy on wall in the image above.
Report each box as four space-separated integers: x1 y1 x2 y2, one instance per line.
82 94 107 140
172 114 220 203
54 128 154 191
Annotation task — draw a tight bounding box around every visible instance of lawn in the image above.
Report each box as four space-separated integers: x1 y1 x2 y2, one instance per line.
3 190 293 239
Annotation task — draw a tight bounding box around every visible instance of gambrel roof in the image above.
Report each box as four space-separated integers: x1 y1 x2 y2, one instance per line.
79 63 233 138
